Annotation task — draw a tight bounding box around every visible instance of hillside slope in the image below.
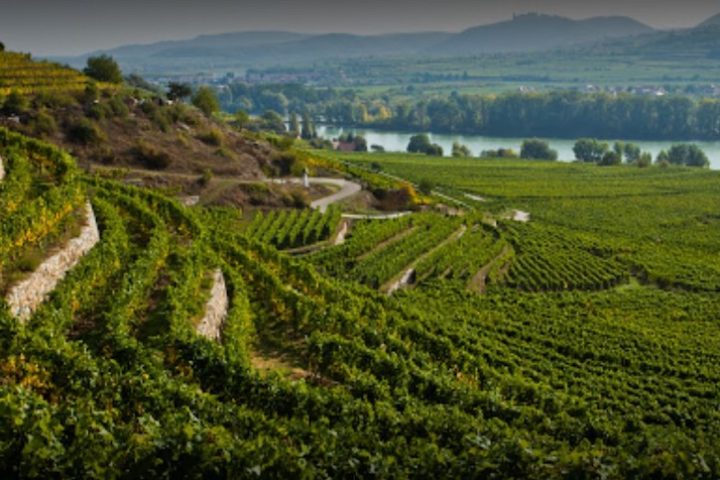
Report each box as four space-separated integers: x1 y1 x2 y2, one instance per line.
430 13 654 54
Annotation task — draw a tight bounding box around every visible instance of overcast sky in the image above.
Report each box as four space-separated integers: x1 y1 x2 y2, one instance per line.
1 0 719 56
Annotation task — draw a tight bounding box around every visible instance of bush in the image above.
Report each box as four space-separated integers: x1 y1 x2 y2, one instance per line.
480 148 518 159
66 119 104 145
2 90 28 115
598 151 622 166
31 111 58 136
452 142 471 157
521 139 558 161
132 141 172 169
196 127 225 147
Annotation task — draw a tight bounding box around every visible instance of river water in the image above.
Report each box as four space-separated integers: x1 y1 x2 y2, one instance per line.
317 125 720 169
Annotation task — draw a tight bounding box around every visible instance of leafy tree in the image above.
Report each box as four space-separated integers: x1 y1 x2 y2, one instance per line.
301 112 316 139
234 109 250 130
407 134 432 154
656 150 670 165
0 42 5 52
666 144 710 167
192 86 220 117
426 143 444 156
624 143 642 163
573 138 608 163
521 139 557 161
371 144 385 153
613 141 625 162
599 151 622 166
289 112 300 138
261 110 286 134
167 82 192 102
452 142 472 157
83 55 123 83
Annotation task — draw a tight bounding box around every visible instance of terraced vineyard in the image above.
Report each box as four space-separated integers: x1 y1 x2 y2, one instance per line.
0 52 89 95
1 130 720 478
246 206 342 250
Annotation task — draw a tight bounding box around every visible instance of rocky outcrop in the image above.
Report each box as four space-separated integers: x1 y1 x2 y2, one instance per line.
6 201 100 322
196 269 228 341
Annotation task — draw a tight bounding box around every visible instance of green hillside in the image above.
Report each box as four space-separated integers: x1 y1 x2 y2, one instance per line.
1 127 720 477
0 51 89 95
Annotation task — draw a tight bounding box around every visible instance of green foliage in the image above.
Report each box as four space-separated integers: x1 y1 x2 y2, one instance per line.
191 86 220 117
65 119 104 146
573 138 608 163
83 55 123 84
451 142 471 157
2 130 720 478
166 82 192 102
132 140 172 169
2 90 28 115
521 138 557 160
666 144 710 167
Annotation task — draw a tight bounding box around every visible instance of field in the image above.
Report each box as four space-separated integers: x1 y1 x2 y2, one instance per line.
1 126 720 478
0 52 89 95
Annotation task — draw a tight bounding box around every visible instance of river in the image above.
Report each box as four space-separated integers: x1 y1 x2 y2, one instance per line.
317 125 720 170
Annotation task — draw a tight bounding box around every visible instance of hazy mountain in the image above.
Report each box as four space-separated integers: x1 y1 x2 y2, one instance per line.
87 31 311 59
697 13 720 28
56 13 663 74
429 13 655 54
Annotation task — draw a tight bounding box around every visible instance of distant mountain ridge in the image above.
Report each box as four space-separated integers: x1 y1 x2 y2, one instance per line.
66 13 655 63
54 11 720 73
430 13 655 54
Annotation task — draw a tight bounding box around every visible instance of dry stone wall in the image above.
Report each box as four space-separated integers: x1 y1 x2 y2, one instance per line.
6 201 100 322
196 269 229 341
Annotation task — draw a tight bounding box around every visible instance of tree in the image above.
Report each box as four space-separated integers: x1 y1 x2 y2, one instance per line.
261 110 286 134
83 55 123 83
301 112 316 139
624 143 642 163
666 144 709 168
656 150 670 166
192 86 220 117
0 42 5 52
521 139 557 161
167 82 192 102
234 109 250 130
613 141 625 162
426 143 444 156
599 151 622 166
407 134 432 154
289 112 300 138
573 138 608 163
452 142 472 157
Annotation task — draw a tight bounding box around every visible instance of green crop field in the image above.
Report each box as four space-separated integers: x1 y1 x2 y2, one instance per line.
1 127 720 478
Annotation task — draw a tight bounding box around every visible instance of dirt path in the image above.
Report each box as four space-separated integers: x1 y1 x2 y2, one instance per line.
381 225 467 295
468 245 512 294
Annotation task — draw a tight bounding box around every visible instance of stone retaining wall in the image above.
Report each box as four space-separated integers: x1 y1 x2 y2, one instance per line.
196 269 229 341
0 155 5 181
6 201 100 322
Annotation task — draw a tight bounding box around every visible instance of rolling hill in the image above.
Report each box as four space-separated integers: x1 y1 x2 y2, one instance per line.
429 13 655 54
56 13 656 74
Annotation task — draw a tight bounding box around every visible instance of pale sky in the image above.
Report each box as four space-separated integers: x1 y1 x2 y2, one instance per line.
0 0 718 56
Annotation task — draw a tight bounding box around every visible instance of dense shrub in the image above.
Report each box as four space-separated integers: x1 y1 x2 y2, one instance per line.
132 140 172 169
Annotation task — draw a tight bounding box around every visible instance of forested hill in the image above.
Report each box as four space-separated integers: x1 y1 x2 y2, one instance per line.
57 13 653 70
428 13 654 54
